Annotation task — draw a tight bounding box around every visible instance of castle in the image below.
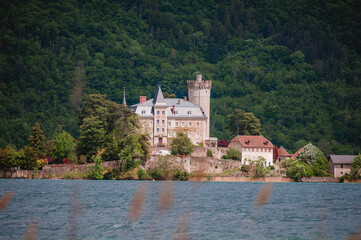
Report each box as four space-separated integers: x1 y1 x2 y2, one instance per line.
130 74 212 146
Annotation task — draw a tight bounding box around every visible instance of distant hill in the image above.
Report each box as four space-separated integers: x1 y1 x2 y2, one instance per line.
0 0 360 154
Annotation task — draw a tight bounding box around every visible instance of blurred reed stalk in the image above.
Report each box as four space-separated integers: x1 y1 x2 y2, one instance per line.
68 186 81 240
24 218 38 240
128 183 148 220
158 182 174 212
0 192 13 211
173 214 190 240
345 227 361 240
254 183 274 207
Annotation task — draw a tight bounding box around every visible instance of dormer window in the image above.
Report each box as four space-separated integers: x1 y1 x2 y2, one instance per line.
187 111 192 115
141 110 146 114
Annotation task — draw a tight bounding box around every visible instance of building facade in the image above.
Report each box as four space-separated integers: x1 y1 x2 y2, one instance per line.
328 155 357 177
229 135 274 166
130 75 211 147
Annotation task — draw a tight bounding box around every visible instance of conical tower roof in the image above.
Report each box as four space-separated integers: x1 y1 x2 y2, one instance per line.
153 85 166 106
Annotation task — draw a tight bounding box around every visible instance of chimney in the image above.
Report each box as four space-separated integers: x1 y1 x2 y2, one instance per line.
196 74 202 82
178 99 180 105
184 97 187 101
140 96 147 103
172 105 175 114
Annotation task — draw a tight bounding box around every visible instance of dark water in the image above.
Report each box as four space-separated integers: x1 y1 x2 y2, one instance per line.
0 180 361 240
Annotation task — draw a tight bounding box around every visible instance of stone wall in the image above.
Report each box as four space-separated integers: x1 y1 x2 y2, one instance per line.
189 176 293 182
145 156 191 173
0 160 121 179
300 177 339 183
190 157 243 174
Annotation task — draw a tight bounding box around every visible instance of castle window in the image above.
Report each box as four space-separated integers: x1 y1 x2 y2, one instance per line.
175 122 178 127
196 142 199 146
261 148 263 152
157 119 160 124
341 164 344 168
162 128 165 132
168 132 171 137
187 111 192 115
157 128 159 133
189 122 192 126
150 121 153 127
157 110 160 115
141 110 146 114
168 122 171 126
182 122 185 127
162 120 165 124
196 133 200 138
188 133 192 138
162 110 165 115
197 122 200 127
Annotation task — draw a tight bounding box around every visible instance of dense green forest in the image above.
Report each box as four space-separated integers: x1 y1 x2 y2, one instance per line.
1 0 360 154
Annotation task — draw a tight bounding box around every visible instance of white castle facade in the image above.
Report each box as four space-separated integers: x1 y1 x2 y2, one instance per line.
130 74 212 146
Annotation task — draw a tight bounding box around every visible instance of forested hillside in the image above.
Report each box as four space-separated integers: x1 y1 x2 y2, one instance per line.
1 0 360 154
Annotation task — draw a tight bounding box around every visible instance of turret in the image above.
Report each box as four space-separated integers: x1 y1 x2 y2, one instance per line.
187 74 212 139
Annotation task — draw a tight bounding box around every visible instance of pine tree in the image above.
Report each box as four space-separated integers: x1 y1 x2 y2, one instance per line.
27 122 45 156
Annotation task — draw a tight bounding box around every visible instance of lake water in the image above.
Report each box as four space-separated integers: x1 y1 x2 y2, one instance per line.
0 180 360 240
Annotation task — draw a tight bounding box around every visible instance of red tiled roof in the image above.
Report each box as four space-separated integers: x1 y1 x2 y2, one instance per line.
278 146 291 156
230 135 274 148
291 148 303 159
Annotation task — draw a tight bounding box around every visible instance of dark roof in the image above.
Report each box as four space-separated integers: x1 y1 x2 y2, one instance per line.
230 135 274 148
153 85 166 106
329 155 357 164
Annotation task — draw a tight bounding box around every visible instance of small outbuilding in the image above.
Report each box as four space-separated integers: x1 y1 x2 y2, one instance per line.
229 135 274 166
274 146 292 164
328 155 357 177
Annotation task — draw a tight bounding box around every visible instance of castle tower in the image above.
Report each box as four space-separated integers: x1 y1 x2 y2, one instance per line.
187 74 212 139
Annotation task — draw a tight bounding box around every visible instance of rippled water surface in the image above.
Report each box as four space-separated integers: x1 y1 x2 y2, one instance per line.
1 179 361 239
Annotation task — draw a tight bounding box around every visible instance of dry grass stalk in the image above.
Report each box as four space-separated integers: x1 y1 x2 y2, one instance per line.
158 182 174 212
254 183 274 207
128 183 148 220
24 218 38 240
173 214 189 240
68 187 82 240
345 227 361 240
0 192 14 211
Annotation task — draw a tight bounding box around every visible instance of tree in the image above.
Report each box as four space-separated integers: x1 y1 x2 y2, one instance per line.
27 122 45 156
296 143 325 165
78 94 150 163
0 146 20 170
227 148 242 160
351 154 361 178
170 132 193 156
227 109 261 136
54 131 76 163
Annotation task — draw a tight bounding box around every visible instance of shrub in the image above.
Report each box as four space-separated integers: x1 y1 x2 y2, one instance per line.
87 156 105 180
221 155 229 159
281 158 313 181
269 165 275 170
254 157 270 178
227 148 242 161
340 173 352 182
62 158 71 164
207 149 213 158
137 168 151 180
147 156 188 180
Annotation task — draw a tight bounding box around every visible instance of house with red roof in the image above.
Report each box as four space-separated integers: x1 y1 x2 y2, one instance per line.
291 148 303 160
274 146 292 164
229 135 274 166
